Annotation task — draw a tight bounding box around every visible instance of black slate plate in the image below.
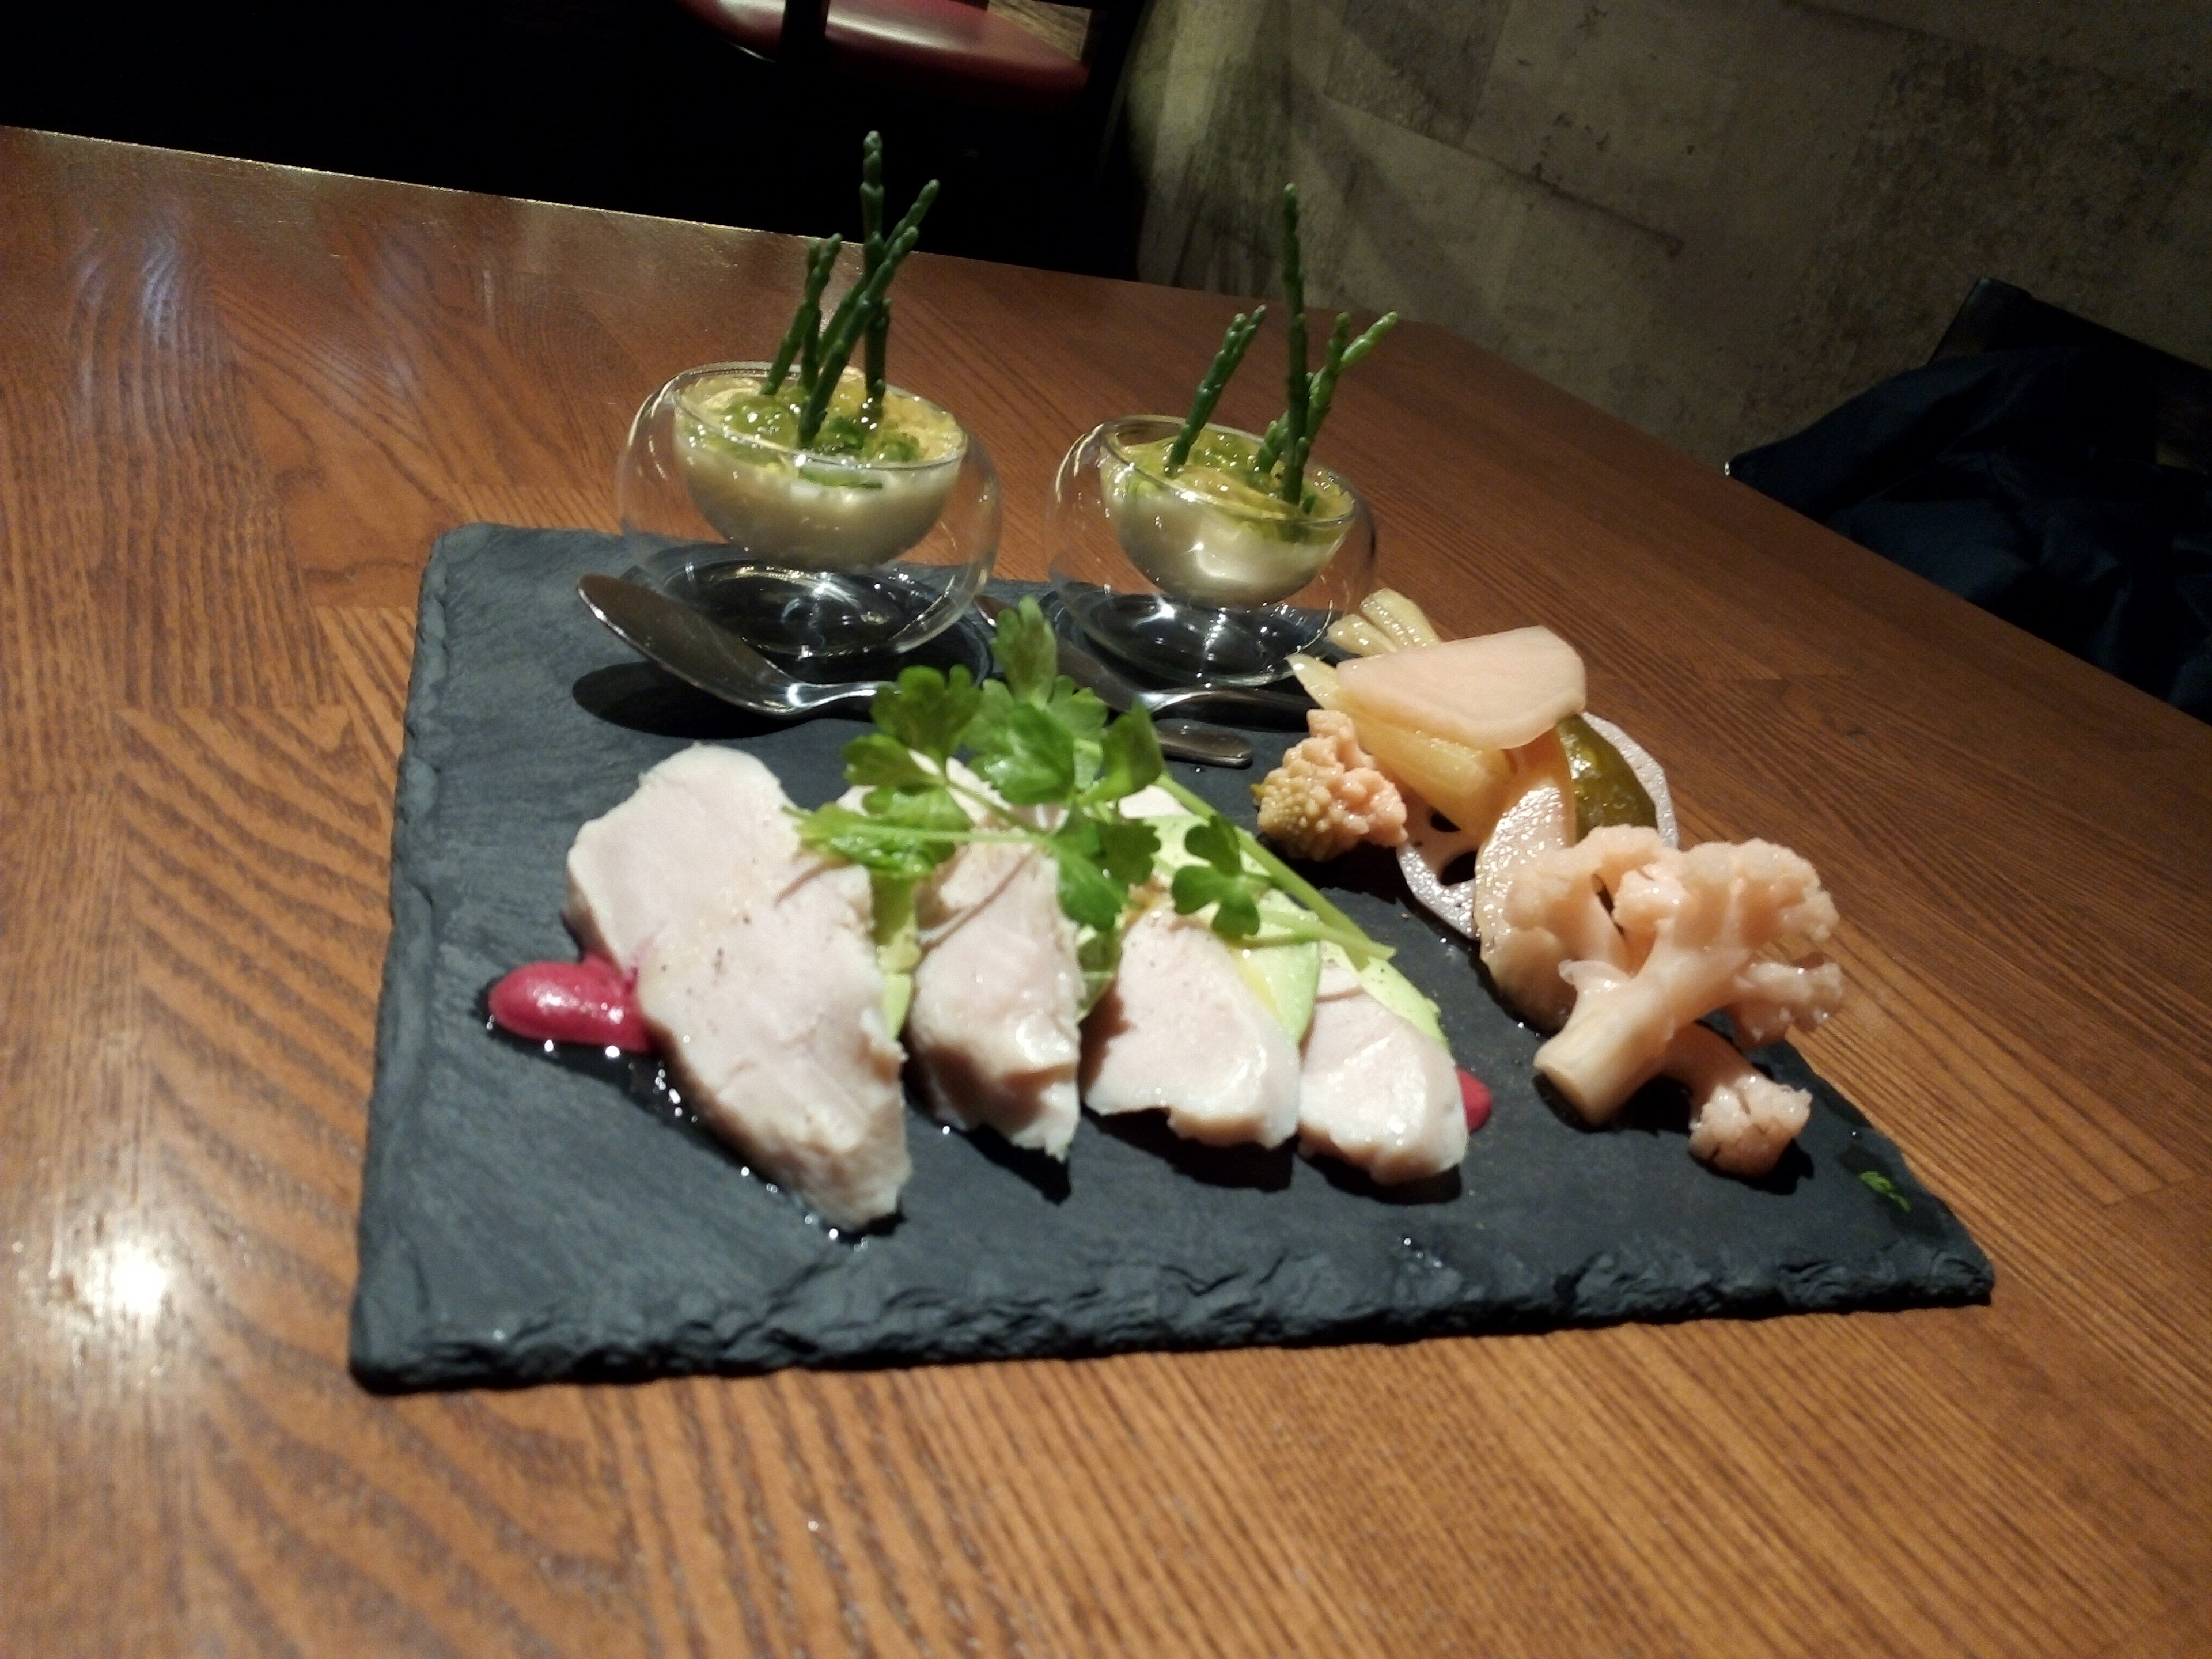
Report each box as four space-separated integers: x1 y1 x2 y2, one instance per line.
349 525 1993 1391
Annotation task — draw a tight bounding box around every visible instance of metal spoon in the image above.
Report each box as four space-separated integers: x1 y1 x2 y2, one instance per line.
577 575 1256 768
973 594 1315 728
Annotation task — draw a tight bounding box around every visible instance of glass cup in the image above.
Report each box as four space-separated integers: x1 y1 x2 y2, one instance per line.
1048 416 1376 685
617 362 999 666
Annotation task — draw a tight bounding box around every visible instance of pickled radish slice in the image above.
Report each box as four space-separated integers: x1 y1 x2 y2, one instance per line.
490 958 652 1052
1336 626 1586 752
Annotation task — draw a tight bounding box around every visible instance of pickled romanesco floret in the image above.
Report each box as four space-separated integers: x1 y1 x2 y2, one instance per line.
1253 709 1409 862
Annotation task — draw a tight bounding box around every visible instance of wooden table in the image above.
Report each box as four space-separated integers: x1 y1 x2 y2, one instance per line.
3 128 2206 1658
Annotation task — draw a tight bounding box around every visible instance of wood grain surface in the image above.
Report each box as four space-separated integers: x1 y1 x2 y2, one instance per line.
2 127 2206 1658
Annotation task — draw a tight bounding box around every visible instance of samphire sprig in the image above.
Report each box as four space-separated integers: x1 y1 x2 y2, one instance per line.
763 132 939 448
1155 185 1397 510
1165 306 1266 475
1246 184 1399 507
792 599 1167 998
860 130 891 421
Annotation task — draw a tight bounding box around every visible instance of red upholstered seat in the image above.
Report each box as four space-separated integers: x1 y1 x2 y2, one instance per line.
676 0 1090 115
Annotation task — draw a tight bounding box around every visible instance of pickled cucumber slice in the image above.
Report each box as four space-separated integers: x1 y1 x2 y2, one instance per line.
1558 713 1657 840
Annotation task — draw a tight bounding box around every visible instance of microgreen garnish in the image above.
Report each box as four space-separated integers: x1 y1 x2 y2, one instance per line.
791 599 1164 999
1171 815 1265 938
794 605 1395 1003
1157 782 1392 965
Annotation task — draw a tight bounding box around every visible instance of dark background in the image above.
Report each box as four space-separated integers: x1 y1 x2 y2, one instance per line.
0 0 1142 272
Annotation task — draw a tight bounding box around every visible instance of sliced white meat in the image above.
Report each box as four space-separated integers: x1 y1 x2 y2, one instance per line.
906 837 1082 1157
565 744 781 971
1115 783 1183 819
1297 956 1466 1183
1080 900 1301 1147
565 745 908 1228
638 867 908 1227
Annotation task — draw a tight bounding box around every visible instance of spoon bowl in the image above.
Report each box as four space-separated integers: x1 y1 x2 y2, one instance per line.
578 575 1255 767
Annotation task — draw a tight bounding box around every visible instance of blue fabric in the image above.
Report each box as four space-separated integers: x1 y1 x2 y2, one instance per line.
1732 348 2211 721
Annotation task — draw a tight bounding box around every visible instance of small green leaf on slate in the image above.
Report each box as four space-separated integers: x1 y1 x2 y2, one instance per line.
1858 1170 1912 1211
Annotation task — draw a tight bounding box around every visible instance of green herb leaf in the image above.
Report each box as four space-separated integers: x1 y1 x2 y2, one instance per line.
792 803 956 882
1183 812 1247 877
1156 776 1392 965
806 593 1177 970
864 783 970 835
844 732 938 790
1094 815 1160 886
1047 679 1110 744
1086 706 1164 804
990 597 1060 704
964 677 1015 749
873 664 981 763
1055 846 1127 933
1171 863 1263 939
971 702 1075 805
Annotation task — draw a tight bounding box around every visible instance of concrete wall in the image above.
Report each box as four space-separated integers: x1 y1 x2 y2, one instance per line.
1122 0 2212 463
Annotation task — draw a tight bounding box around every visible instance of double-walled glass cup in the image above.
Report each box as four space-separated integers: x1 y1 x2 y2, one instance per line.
618 362 999 665
1048 416 1376 685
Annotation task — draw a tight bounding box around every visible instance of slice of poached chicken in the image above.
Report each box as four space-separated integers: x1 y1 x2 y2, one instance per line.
906 835 1083 1157
1080 899 1302 1147
1296 955 1465 1183
565 745 908 1228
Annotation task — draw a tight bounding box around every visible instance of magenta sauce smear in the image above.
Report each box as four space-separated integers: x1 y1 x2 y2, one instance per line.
483 965 877 1243
488 957 652 1052
1457 1070 1492 1133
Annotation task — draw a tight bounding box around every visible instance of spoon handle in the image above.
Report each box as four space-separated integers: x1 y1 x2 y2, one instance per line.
1147 684 1313 727
1154 720 1253 769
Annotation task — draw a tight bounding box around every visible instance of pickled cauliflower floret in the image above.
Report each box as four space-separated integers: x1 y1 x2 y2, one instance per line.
1482 825 1842 1176
1253 709 1409 862
1522 829 1842 1117
1489 821 1669 1029
1665 1022 1816 1179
